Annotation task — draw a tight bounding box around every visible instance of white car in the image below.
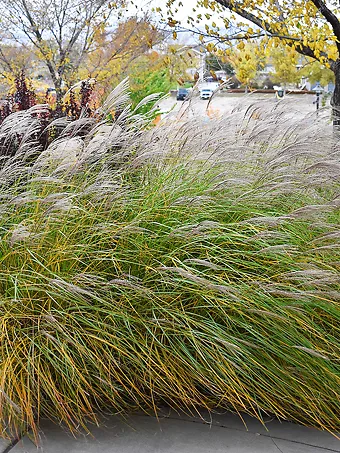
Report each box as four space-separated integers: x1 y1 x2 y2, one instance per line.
200 88 214 100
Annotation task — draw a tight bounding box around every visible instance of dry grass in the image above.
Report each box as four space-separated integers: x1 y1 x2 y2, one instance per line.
0 82 339 440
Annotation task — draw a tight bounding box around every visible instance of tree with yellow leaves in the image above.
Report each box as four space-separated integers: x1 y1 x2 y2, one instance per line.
301 60 335 88
78 17 164 96
0 0 126 106
228 42 265 91
0 44 35 96
165 0 340 124
270 46 301 89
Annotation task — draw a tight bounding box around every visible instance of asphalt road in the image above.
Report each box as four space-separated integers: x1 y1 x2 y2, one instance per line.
159 92 328 123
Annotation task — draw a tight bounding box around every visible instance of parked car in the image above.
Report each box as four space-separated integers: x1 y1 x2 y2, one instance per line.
177 88 189 101
200 88 214 100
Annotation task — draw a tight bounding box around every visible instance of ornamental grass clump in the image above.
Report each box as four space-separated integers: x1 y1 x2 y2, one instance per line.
0 82 339 439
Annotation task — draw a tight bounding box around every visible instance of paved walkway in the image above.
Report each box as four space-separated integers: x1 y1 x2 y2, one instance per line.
1 410 339 452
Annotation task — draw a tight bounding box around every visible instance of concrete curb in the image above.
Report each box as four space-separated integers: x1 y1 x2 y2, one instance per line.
8 411 340 453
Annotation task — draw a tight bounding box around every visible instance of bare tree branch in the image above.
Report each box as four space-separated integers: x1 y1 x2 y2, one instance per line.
0 0 113 100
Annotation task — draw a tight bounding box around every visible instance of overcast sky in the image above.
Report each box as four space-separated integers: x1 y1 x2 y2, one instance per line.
137 0 198 18
128 0 223 23
125 0 228 44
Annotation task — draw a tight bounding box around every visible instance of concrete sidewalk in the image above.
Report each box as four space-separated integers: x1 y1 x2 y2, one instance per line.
2 410 339 453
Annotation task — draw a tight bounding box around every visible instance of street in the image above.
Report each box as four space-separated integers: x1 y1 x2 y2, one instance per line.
159 92 328 123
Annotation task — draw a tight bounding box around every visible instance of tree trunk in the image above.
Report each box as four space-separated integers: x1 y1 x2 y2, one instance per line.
56 88 63 108
54 80 64 116
331 58 340 128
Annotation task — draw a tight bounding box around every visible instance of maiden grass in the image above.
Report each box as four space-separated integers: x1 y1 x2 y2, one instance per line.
0 88 339 438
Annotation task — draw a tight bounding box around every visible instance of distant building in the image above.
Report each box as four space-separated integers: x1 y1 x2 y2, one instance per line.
215 70 228 81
